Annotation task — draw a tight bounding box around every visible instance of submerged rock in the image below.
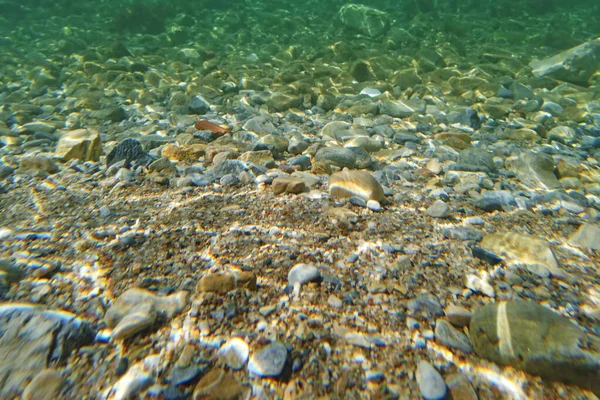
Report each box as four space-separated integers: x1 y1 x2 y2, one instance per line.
329 169 384 202
529 38 600 85
470 300 600 395
338 4 389 38
55 128 102 162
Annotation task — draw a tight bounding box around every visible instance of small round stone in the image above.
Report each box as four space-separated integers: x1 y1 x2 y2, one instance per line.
248 342 288 377
288 263 321 286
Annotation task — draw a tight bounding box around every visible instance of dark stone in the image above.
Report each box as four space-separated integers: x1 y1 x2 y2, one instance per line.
106 138 155 168
170 365 202 386
452 108 481 130
187 95 211 114
393 131 421 144
456 148 496 173
89 106 128 122
193 130 217 142
472 246 503 265
407 295 443 316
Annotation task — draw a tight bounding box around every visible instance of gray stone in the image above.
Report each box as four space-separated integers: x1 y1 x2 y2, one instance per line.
206 160 266 182
473 191 517 212
416 360 447 400
435 319 472 353
218 338 250 370
338 4 389 38
379 99 415 118
248 342 288 377
187 95 211 114
288 263 322 286
408 295 443 316
529 38 600 85
456 148 496 173
425 200 450 218
442 226 482 241
470 300 600 396
315 146 358 169
0 304 95 398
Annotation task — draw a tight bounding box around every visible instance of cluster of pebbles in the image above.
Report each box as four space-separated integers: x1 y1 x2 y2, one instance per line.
1 1 600 399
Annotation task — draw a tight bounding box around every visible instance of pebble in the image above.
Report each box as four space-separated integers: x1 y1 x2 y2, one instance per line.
434 319 473 353
218 338 250 370
329 169 385 202
328 294 343 308
416 360 447 400
288 263 322 286
248 342 288 377
424 200 450 218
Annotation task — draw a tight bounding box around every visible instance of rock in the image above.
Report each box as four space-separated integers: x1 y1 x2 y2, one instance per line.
568 223 600 250
444 305 472 328
267 93 301 112
272 177 309 195
248 342 288 378
548 126 577 144
0 258 25 285
442 226 482 241
408 295 443 317
105 288 189 340
338 4 389 38
445 373 478 400
315 147 358 169
506 151 559 190
193 368 248 400
466 272 495 298
435 319 472 353
473 191 517 212
0 164 14 179
240 150 275 168
0 304 95 398
218 338 250 370
256 134 289 153
89 106 128 122
470 300 600 395
106 138 154 168
22 369 63 400
198 271 257 293
55 128 102 162
111 358 156 400
329 169 384 202
479 232 562 278
379 99 415 118
455 148 496 173
416 360 447 400
288 263 322 286
188 95 211 114
424 200 450 218
451 108 481 129
19 155 58 174
529 38 600 85
206 160 266 183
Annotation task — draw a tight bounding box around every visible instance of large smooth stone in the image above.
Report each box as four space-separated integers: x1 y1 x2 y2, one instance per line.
568 223 600 250
470 300 600 395
329 169 384 202
55 128 102 161
248 342 288 377
316 147 358 169
415 360 447 400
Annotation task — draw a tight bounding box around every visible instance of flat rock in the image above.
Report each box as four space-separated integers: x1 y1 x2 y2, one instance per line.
408 295 443 316
248 342 288 377
0 304 95 397
55 128 102 162
329 169 384 202
444 305 472 327
568 223 600 250
272 177 309 195
416 360 447 400
19 155 58 174
470 300 600 395
479 232 562 278
105 288 189 340
435 319 472 353
197 271 257 293
529 38 600 85
193 368 248 400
